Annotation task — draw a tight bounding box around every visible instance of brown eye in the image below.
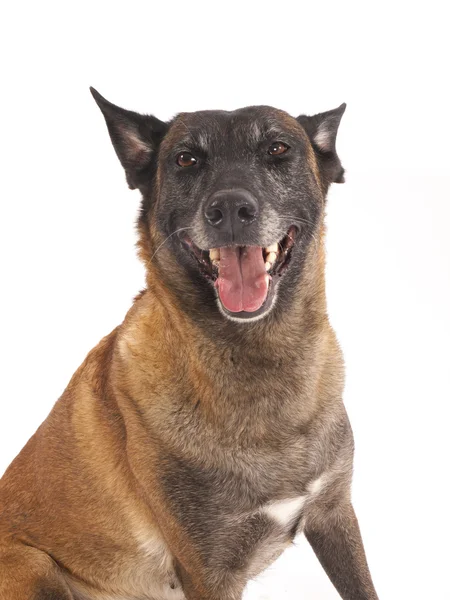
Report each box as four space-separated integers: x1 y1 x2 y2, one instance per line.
176 152 197 167
268 142 289 156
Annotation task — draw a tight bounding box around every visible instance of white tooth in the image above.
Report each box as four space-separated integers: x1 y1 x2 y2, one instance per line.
265 274 270 286
212 259 220 268
267 252 277 264
210 248 220 261
266 242 278 253
265 261 271 271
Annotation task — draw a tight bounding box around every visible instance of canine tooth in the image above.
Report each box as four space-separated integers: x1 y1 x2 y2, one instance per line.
266 243 278 253
267 252 277 264
265 261 271 271
209 248 220 261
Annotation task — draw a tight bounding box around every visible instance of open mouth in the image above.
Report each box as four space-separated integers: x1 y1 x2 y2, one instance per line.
179 225 298 317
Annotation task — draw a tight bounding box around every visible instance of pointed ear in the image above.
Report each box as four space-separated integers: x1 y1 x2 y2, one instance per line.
90 87 168 190
297 103 346 185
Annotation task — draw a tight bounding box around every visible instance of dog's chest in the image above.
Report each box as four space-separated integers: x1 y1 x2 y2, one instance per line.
69 476 325 600
132 494 317 600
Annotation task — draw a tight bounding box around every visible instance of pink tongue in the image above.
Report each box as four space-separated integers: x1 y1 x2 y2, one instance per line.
215 246 270 313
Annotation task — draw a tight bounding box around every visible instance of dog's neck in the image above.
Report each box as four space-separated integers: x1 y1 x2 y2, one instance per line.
112 231 332 448
135 226 329 361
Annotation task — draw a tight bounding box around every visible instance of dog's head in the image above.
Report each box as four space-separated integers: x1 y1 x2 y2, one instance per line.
91 89 345 324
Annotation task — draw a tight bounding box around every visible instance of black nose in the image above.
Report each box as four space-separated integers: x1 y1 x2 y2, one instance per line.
204 189 259 231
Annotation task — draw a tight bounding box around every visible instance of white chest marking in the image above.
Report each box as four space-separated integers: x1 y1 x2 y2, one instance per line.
308 473 327 495
263 496 306 527
261 475 329 529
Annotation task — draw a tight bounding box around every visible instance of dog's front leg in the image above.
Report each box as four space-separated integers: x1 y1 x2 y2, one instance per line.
304 498 379 600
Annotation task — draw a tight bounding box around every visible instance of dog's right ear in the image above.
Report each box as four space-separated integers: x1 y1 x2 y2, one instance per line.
90 87 168 190
297 103 346 186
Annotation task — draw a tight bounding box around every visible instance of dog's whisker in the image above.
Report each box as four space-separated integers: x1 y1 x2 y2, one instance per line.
150 227 194 263
282 215 316 228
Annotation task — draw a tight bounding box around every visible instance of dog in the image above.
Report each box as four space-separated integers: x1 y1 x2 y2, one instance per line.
0 88 379 600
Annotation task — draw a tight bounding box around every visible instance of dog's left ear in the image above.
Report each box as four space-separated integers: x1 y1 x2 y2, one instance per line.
297 103 346 185
90 87 168 190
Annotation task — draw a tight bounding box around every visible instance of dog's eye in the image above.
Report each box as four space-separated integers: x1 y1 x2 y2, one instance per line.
176 152 197 167
268 142 289 156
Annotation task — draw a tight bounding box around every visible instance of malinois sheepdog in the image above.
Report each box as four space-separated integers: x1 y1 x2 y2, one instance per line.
0 89 379 600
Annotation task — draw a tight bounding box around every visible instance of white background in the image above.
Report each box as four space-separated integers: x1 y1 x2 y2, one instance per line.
1 2 449 599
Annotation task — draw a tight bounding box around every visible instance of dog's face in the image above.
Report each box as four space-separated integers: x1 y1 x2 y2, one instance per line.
91 89 345 323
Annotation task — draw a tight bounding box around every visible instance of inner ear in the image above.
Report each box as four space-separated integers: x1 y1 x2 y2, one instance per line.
90 87 168 189
113 121 153 168
297 103 346 185
313 118 341 152
297 103 346 153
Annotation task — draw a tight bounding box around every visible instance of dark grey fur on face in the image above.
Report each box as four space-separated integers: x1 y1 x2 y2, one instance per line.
158 108 322 250
90 89 346 326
